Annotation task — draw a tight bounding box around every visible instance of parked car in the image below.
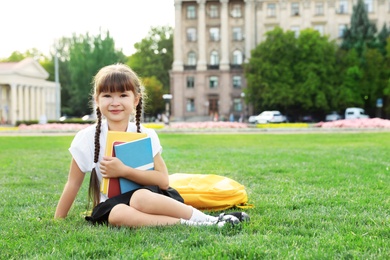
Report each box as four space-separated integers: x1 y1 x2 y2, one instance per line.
248 110 287 124
325 111 342 121
345 107 369 119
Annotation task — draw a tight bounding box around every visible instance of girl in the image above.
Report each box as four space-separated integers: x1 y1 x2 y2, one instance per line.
54 63 249 228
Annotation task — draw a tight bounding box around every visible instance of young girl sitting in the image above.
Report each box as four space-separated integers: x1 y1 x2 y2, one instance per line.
54 63 249 228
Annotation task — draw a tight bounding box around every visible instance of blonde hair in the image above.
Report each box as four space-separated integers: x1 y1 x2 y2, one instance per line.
88 63 145 209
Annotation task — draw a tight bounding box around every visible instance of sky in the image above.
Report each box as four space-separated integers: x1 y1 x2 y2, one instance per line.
0 0 175 59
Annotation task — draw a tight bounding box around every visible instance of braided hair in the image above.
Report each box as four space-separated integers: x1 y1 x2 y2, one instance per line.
88 64 145 209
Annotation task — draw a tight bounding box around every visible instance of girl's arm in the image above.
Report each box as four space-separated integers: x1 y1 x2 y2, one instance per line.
100 152 169 190
54 158 85 218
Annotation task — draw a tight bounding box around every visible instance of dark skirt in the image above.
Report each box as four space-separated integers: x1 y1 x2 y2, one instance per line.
85 186 184 225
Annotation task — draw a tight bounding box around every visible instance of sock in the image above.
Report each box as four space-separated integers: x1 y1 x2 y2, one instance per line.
189 207 218 222
180 218 224 227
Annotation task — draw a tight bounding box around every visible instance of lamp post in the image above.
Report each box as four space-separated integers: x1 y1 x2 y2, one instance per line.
162 94 172 125
240 92 246 122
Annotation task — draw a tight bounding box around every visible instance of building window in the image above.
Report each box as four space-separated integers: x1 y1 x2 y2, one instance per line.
187 51 197 66
267 3 276 17
338 0 348 14
186 98 195 112
187 76 195 88
209 27 220 41
315 2 324 15
290 26 300 37
233 76 242 88
338 24 347 37
209 4 219 18
210 51 219 65
232 50 243 65
233 27 243 41
231 4 242 18
291 2 300 16
364 0 373 12
209 76 218 89
187 5 196 19
233 98 243 112
187 28 197 42
313 24 324 35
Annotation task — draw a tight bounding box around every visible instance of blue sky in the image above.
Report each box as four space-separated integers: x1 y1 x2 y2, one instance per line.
0 0 174 58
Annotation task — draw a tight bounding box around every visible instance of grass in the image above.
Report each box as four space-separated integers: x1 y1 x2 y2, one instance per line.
0 131 389 259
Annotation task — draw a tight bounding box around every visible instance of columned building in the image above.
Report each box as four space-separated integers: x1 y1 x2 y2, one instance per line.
0 58 59 125
169 0 390 122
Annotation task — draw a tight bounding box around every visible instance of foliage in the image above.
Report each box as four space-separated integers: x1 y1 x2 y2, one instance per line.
340 0 377 56
245 28 339 119
1 132 390 259
127 26 173 93
245 27 296 114
60 30 127 116
142 76 165 118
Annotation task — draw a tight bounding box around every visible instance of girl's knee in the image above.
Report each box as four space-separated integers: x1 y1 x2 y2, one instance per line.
108 204 129 226
130 189 154 210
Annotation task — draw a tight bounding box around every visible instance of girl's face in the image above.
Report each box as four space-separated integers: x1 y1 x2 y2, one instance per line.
95 90 139 126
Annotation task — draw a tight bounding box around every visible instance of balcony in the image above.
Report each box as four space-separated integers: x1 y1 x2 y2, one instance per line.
207 64 220 70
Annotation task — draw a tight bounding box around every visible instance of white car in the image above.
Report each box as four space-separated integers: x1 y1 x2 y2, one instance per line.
248 110 287 124
345 107 369 120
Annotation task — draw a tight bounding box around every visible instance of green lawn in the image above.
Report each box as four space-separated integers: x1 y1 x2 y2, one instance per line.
0 132 389 259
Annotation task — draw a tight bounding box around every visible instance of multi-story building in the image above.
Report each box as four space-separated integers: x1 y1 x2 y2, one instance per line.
169 0 390 122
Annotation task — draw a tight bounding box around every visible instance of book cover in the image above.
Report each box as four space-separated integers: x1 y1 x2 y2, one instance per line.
114 137 154 194
101 131 147 196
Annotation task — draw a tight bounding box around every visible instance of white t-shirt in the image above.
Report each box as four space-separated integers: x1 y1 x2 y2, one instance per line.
69 120 162 202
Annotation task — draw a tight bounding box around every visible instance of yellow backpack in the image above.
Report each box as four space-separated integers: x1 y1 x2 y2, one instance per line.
169 173 253 211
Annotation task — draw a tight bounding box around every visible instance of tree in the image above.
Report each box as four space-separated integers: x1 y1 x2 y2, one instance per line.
341 0 377 57
61 30 126 116
127 26 173 93
293 29 338 116
245 27 339 118
142 77 165 119
244 27 297 114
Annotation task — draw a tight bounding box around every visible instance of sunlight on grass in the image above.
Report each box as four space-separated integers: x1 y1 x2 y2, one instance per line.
1 132 389 258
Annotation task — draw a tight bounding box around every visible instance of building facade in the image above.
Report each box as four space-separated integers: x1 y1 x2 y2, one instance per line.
0 58 59 125
169 0 390 121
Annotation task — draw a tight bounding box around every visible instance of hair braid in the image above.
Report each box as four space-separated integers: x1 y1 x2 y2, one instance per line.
135 98 142 133
88 108 102 209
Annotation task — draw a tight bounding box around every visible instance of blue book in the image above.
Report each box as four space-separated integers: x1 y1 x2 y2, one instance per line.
114 136 154 193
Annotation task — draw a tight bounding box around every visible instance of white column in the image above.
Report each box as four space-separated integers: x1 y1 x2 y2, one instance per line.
30 86 36 120
10 83 17 125
24 86 30 120
197 0 207 71
41 86 46 120
36 86 41 119
17 84 24 121
244 0 254 63
220 0 230 70
173 0 184 71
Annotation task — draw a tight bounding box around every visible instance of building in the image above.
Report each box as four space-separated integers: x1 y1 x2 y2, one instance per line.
169 0 390 122
0 58 59 125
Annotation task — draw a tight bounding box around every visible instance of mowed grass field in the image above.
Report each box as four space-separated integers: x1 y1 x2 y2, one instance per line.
0 131 389 259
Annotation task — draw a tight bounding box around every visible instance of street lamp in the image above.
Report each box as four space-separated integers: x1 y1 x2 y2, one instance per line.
240 92 246 122
162 94 173 125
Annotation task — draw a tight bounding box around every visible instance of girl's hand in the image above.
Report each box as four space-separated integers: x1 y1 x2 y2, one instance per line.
99 156 128 178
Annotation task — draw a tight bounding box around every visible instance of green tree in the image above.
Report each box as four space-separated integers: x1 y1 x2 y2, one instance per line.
377 24 390 56
142 76 165 118
62 30 126 116
294 29 338 116
245 27 339 118
335 49 364 109
127 26 173 93
341 0 377 57
244 27 296 114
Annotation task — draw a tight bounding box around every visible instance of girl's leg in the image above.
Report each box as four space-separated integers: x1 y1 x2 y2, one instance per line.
108 204 181 227
129 189 193 219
